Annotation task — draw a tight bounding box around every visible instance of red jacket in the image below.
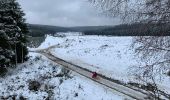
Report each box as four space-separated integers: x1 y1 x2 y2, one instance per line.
92 72 97 78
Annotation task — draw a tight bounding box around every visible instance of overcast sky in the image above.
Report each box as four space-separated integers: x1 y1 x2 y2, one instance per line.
17 0 120 27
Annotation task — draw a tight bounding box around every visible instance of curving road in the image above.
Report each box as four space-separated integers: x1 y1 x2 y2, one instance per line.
32 49 152 100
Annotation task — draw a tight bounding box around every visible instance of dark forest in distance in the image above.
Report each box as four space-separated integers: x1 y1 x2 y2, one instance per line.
28 23 170 37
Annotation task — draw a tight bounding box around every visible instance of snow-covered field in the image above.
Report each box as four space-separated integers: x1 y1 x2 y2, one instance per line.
1 32 170 99
36 33 170 95
0 53 124 100
37 35 138 82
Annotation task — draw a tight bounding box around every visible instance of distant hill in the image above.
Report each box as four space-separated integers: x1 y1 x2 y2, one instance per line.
27 24 115 37
69 26 114 32
28 23 170 37
28 24 71 37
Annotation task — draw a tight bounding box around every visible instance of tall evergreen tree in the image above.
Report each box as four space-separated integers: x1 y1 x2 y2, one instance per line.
0 0 28 74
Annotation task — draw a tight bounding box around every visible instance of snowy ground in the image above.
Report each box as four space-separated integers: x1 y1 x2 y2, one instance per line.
2 32 169 99
34 34 170 95
35 35 139 82
0 53 124 100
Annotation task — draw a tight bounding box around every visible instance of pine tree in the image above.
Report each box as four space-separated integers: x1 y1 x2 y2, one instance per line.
7 0 29 63
0 30 13 68
0 0 28 74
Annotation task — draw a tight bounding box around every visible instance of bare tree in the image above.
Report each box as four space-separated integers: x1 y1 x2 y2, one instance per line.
89 0 170 97
89 0 170 24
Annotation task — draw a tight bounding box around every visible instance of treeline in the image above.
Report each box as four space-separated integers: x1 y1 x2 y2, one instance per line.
28 24 71 37
83 23 170 36
28 24 114 37
28 23 170 37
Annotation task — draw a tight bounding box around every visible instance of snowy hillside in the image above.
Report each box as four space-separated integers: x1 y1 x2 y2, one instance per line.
0 53 124 100
36 33 170 96
1 32 170 99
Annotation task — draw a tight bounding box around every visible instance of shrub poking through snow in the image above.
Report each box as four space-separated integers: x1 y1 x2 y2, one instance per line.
19 95 27 100
61 68 72 79
74 93 78 97
34 56 42 62
28 80 41 91
59 79 63 85
167 70 170 77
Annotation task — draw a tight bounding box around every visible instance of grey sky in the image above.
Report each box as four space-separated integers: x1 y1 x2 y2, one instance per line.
17 0 120 26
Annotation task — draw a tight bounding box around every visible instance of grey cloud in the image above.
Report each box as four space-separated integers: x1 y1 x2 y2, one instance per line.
17 0 120 26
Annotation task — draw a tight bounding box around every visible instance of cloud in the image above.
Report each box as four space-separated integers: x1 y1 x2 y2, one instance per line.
17 0 120 26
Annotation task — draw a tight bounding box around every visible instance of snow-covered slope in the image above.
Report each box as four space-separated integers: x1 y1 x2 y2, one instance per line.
0 53 124 100
3 32 169 99
39 35 137 82
37 34 170 95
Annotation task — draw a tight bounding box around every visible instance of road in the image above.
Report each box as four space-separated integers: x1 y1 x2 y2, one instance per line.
33 49 152 100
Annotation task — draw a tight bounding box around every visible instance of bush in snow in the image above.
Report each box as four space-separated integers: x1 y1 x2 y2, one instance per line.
167 70 170 77
28 80 41 91
61 68 72 79
0 95 27 100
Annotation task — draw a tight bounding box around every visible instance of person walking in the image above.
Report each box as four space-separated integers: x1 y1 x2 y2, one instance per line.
92 72 97 78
